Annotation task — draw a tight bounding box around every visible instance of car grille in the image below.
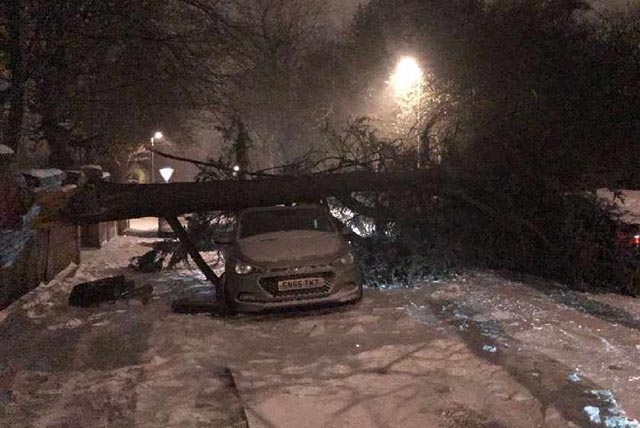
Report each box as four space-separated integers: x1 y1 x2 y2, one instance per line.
259 271 335 299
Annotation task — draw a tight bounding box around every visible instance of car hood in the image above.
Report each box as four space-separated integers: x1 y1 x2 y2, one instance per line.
236 230 345 265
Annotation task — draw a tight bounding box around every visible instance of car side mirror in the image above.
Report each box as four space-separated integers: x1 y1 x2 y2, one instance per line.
214 233 234 245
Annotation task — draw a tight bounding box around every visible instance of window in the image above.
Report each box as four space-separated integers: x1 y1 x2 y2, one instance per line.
239 209 335 238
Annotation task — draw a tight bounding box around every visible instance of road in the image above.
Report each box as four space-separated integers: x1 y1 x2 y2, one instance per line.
1 236 639 427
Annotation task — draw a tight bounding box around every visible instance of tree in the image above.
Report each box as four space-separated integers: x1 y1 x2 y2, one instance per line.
1 0 238 170
2 0 24 153
217 0 343 168
306 0 640 293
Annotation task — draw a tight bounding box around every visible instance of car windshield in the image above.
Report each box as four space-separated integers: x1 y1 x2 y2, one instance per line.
239 208 335 238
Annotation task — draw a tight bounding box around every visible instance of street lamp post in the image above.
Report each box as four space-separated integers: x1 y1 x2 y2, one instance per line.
150 131 163 183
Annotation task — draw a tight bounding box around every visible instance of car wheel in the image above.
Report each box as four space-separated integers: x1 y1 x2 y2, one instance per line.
349 284 364 305
217 273 237 316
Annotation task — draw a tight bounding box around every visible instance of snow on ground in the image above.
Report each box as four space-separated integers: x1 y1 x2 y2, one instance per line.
129 217 160 233
1 236 640 427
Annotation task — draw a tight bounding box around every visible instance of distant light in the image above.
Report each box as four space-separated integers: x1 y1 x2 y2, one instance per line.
159 167 174 183
389 56 424 98
233 165 240 172
154 131 164 140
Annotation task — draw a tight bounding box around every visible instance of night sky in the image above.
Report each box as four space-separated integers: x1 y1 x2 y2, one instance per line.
328 0 640 19
595 0 640 8
327 0 365 26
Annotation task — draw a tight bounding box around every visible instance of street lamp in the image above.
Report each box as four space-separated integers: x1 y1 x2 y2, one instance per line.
150 131 163 183
389 57 428 167
389 56 424 102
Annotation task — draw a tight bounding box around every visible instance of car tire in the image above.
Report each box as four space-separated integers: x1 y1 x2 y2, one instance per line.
217 273 237 316
349 284 364 305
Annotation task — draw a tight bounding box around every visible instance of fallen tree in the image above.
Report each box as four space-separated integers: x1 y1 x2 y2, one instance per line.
64 169 449 224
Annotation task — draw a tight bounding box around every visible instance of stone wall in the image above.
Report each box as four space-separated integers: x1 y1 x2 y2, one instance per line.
0 166 120 310
77 165 123 248
0 224 80 310
0 168 82 310
81 221 118 248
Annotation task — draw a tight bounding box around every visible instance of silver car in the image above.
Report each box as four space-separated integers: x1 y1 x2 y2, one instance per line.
216 205 363 312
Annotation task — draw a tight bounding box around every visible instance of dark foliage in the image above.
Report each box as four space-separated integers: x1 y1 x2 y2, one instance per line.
325 0 640 295
449 190 640 295
36 0 638 295
355 236 458 289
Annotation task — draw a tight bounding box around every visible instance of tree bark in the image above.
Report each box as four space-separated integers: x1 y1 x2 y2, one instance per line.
68 170 444 223
46 137 69 169
234 119 251 178
165 217 221 288
6 0 25 153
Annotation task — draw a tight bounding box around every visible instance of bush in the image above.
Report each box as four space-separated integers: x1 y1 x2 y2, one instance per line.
354 231 458 289
443 188 640 296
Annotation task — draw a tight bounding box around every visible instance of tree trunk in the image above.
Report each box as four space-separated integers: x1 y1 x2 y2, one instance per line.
234 120 251 178
165 217 221 287
42 116 73 169
45 130 71 169
6 0 25 153
68 170 445 224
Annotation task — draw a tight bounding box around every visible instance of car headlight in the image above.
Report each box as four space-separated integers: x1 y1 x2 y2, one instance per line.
234 261 256 275
333 252 356 266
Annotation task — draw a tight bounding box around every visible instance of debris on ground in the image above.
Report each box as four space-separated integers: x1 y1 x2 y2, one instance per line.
68 275 152 307
482 344 497 353
585 406 602 424
568 370 582 382
589 390 640 428
129 249 165 273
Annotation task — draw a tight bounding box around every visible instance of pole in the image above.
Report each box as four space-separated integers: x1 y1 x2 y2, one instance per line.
165 217 221 287
151 137 155 183
165 217 232 314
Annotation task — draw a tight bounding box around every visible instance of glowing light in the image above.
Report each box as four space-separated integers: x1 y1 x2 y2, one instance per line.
154 131 164 140
233 165 240 172
159 167 174 183
389 56 424 98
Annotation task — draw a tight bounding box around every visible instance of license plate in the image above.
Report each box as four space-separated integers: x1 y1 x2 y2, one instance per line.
277 277 325 291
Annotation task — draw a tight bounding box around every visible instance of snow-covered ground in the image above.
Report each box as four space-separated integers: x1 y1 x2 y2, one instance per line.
128 217 160 233
1 236 640 427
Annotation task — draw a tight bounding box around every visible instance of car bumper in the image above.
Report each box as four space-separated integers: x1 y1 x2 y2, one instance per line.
225 264 362 312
